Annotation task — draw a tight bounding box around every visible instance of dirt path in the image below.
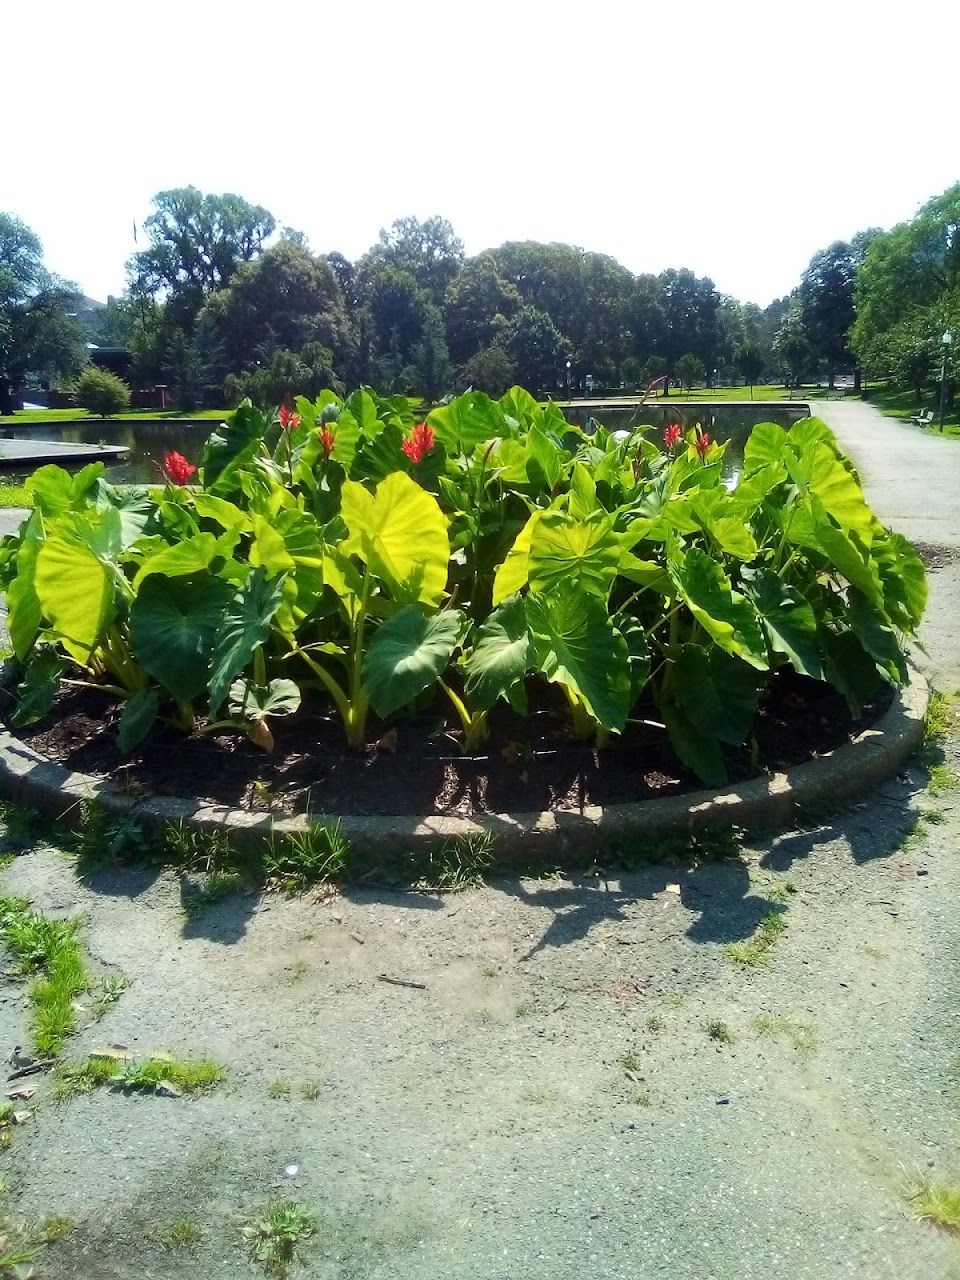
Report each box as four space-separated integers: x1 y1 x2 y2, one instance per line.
0 406 959 1278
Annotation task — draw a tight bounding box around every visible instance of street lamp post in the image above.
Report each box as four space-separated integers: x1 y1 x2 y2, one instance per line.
938 330 953 432
565 359 572 400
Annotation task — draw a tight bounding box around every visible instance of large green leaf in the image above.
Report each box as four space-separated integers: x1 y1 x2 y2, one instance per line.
11 647 62 728
492 510 541 605
788 440 875 542
848 590 908 682
250 513 296 577
674 645 759 745
660 692 727 785
97 483 154 548
191 492 252 533
117 689 160 755
363 606 466 718
130 573 232 701
528 509 622 600
525 585 632 732
34 508 123 662
873 530 927 633
132 533 218 591
742 422 788 476
819 627 883 715
228 677 302 721
201 402 268 494
428 391 504 454
25 463 104 518
341 471 449 606
207 568 286 712
463 596 531 711
350 421 407 483
7 509 43 661
667 539 768 670
742 568 822 679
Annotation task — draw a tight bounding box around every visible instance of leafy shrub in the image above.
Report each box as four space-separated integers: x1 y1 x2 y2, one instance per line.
72 365 132 417
0 386 926 788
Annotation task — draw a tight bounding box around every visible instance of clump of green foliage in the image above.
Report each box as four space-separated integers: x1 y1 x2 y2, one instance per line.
240 1198 317 1276
72 365 132 417
725 911 787 967
0 896 90 1057
904 1172 960 1232
54 1052 226 1099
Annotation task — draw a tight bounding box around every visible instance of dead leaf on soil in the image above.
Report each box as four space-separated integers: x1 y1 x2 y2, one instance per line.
5 1085 35 1101
249 719 275 753
155 1080 182 1098
90 1044 135 1061
375 728 398 753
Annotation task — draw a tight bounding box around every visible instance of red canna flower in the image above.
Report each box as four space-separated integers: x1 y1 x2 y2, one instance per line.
694 429 711 459
402 421 436 464
663 423 683 449
320 426 336 456
278 405 301 431
163 450 196 485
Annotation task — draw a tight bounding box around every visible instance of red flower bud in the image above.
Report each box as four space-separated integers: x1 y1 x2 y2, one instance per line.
278 405 301 431
663 423 683 450
694 429 711 459
163 450 197 485
402 422 436 464
320 426 335 456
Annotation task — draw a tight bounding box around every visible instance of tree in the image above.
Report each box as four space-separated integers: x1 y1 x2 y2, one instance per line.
773 309 811 387
501 305 568 393
462 346 516 396
198 239 354 384
658 268 721 369
224 344 339 408
797 234 877 387
361 216 464 306
356 263 433 391
73 365 131 417
443 258 521 365
410 304 454 401
129 187 275 328
0 213 87 409
735 342 765 398
674 353 705 391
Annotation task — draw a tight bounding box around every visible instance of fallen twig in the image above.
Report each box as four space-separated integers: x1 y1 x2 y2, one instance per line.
377 974 427 990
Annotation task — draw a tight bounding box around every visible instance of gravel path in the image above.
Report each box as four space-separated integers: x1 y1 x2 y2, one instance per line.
0 403 958 1278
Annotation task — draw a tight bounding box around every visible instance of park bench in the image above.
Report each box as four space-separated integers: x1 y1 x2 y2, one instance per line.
909 409 934 427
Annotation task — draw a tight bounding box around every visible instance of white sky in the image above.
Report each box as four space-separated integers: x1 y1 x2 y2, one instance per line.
4 0 959 308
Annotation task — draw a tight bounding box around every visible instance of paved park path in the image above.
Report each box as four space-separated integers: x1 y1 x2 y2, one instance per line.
1 404 960 1279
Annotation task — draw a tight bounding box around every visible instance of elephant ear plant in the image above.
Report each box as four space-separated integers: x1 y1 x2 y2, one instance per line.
0 389 926 791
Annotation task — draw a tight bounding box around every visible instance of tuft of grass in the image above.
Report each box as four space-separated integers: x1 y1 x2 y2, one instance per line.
264 821 349 894
267 1077 292 1101
182 870 249 918
607 823 742 871
38 1215 74 1243
725 911 787 967
71 805 157 872
754 1012 818 1058
300 1080 323 1101
634 1089 652 1106
766 879 798 904
0 896 91 1057
919 807 947 826
240 1198 316 1276
645 1015 665 1034
417 831 496 891
927 764 959 796
94 974 129 1018
0 485 31 509
480 962 498 978
54 1053 226 1099
618 1050 642 1072
924 690 956 744
285 959 309 985
0 801 51 853
149 1214 202 1250
160 821 239 875
515 999 534 1018
904 1172 960 1232
704 1018 736 1045
520 1084 557 1105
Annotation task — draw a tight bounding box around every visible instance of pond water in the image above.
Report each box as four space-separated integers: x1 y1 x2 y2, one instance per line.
0 402 810 489
0 419 214 485
562 401 810 486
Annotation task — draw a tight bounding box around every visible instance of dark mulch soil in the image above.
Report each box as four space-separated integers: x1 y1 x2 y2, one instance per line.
8 673 892 818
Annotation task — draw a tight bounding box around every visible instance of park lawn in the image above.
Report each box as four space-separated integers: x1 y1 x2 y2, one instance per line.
0 484 31 508
0 408 227 424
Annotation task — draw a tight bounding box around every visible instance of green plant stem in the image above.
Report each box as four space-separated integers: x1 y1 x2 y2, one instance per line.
439 679 488 751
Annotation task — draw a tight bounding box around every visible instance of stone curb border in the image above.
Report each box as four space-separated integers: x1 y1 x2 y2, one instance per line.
0 668 929 863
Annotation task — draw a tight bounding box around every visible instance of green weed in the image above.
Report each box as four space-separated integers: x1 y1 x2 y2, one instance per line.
161 821 239 875
515 999 534 1018
267 1077 292 1101
300 1080 323 1101
904 1172 960 1232
634 1089 652 1106
0 801 50 853
181 870 249 918
94 975 129 1017
704 1019 736 1045
149 1214 202 1250
618 1050 642 1072
924 690 956 744
0 896 91 1057
54 1053 226 1098
927 764 958 796
754 1012 818 1058
417 831 496 890
38 1215 74 1243
645 1015 665 1033
264 821 349 893
725 911 787 967
240 1197 316 1276
607 824 742 871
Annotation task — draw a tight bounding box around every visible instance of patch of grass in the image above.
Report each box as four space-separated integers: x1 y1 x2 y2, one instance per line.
240 1198 316 1276
0 485 31 509
724 911 787 967
754 1012 818 1058
54 1052 226 1098
38 1215 74 1243
181 870 249 918
264 821 349 893
285 959 309 985
928 764 959 796
94 974 129 1017
417 831 496 890
480 962 498 978
618 1050 642 1072
607 823 743 871
70 804 158 873
869 382 960 439
520 1084 557 1105
924 690 956 745
0 896 91 1057
0 801 51 853
160 820 239 875
515 999 534 1018
149 1214 202 1250
766 879 798 904
300 1080 323 1101
895 816 925 852
0 1225 38 1273
645 1015 665 1033
919 807 947 825
704 1018 736 1045
633 1089 652 1106
267 1077 292 1101
904 1172 960 1232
